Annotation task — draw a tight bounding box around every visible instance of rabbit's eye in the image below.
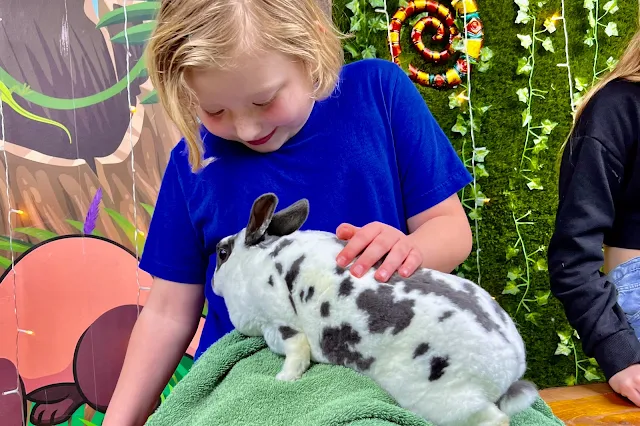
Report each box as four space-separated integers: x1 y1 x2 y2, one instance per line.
218 248 229 261
215 238 235 270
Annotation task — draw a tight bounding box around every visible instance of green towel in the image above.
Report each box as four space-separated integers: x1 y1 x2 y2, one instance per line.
145 331 565 426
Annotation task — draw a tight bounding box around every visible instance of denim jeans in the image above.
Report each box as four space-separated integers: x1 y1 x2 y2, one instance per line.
610 256 640 339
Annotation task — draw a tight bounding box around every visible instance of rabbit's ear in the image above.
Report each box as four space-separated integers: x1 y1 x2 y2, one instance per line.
267 198 309 237
246 193 278 246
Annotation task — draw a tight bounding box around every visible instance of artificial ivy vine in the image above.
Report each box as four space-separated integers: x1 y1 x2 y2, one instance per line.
511 0 581 382
343 0 391 59
574 0 620 108
507 0 621 387
500 0 556 333
450 69 494 286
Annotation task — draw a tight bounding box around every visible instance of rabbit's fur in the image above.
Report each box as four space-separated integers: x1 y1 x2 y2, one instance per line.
212 193 538 426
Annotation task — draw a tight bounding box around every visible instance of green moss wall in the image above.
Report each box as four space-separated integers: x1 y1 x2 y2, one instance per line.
333 0 638 388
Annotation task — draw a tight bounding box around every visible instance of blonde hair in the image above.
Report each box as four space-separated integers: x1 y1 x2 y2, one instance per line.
146 0 345 171
558 27 640 163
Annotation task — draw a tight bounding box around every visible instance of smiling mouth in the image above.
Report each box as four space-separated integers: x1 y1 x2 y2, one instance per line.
246 128 277 146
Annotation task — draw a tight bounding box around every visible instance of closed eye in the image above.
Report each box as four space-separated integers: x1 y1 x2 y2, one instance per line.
206 109 224 117
253 97 275 107
253 91 279 107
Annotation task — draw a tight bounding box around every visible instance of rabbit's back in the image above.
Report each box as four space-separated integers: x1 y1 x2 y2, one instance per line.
291 253 525 378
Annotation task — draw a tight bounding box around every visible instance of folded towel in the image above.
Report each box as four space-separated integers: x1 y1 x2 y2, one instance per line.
145 331 564 426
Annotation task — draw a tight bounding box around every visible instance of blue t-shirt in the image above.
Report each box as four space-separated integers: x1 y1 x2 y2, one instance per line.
139 58 473 360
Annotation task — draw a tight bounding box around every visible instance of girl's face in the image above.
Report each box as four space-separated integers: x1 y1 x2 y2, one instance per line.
188 49 316 153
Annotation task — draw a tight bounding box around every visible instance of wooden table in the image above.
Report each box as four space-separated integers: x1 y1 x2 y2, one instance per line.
540 383 640 425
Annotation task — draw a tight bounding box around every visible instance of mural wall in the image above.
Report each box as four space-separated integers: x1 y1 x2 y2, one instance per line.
0 0 203 424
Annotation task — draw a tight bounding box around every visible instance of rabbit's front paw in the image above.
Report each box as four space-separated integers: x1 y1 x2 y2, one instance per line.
276 354 310 381
275 331 311 381
276 366 304 381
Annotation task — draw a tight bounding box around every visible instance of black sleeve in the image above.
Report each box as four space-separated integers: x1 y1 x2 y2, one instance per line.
548 134 640 380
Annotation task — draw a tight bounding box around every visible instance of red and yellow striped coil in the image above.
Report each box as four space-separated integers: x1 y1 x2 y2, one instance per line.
389 0 484 90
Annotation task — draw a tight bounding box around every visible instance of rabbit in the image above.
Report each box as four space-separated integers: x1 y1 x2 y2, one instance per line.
212 193 539 426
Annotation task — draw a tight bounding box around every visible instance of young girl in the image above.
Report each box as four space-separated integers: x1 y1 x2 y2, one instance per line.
103 0 473 423
548 29 640 405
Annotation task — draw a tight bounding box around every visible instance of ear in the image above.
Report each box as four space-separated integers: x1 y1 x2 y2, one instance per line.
267 198 309 237
245 193 278 246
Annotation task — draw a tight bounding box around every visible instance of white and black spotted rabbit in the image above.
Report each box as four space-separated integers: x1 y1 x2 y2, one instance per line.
212 193 538 426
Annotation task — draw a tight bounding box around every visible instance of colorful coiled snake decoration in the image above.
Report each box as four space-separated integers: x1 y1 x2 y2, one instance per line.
389 0 484 89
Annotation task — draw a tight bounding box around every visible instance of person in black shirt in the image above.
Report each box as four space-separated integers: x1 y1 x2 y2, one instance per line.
548 28 640 405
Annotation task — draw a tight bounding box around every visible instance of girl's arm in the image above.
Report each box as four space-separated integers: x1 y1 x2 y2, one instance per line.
103 278 204 426
405 193 472 273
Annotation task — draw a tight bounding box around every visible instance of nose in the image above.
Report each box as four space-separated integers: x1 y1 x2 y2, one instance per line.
233 114 262 142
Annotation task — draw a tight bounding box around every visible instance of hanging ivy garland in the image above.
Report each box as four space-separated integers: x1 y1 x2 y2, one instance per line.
389 0 484 89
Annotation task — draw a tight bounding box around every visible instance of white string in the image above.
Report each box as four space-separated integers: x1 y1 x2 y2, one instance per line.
375 3 393 60
591 0 600 85
121 0 145 312
64 0 100 411
0 68 24 426
558 1 576 113
461 1 482 286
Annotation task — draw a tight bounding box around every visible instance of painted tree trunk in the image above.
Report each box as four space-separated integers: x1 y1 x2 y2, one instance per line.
0 0 179 254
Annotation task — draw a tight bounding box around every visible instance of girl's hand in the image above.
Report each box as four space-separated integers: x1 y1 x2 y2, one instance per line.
335 222 423 283
609 364 640 407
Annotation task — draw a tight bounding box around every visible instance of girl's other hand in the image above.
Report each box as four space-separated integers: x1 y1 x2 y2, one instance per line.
335 222 423 283
609 364 640 407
